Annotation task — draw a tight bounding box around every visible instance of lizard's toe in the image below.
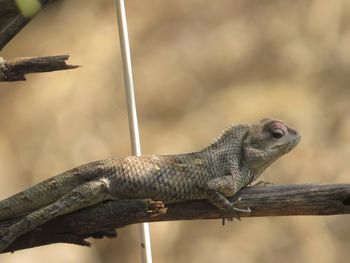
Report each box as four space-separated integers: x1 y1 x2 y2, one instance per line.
221 216 237 225
220 207 241 224
221 213 241 225
220 201 251 224
232 197 242 205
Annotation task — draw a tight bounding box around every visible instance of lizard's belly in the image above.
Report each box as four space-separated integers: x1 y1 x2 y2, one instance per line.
111 172 208 202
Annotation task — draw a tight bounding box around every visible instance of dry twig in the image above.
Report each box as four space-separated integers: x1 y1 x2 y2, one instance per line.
0 55 79 81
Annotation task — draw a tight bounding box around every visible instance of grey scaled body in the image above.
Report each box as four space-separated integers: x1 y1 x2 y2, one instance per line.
0 118 300 252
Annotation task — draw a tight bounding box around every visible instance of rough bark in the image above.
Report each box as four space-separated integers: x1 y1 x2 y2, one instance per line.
1 184 349 253
0 55 79 81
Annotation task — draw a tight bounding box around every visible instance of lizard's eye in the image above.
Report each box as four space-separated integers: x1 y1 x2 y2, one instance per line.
270 128 285 139
264 120 288 140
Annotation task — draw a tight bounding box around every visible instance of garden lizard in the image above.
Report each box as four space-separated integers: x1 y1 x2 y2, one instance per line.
0 118 300 252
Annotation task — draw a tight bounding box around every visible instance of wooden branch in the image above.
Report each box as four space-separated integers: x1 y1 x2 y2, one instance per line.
0 55 79 81
1 184 349 253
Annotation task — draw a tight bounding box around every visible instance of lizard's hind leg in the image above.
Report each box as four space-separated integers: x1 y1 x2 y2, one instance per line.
0 179 109 253
0 160 113 221
0 170 84 220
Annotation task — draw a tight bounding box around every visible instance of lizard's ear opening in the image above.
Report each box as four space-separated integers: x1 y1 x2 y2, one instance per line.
242 126 266 159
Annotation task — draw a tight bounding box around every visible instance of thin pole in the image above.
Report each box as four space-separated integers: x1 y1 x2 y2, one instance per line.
114 1 153 263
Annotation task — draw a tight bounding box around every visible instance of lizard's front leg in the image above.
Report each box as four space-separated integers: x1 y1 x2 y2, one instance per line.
0 179 109 253
205 176 251 221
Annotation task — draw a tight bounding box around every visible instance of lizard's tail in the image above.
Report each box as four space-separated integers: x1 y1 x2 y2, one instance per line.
0 170 86 220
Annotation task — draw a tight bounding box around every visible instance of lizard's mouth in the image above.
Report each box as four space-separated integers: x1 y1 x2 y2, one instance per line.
270 135 300 152
294 133 301 144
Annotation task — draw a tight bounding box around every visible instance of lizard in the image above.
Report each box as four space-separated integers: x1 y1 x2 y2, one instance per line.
0 118 300 252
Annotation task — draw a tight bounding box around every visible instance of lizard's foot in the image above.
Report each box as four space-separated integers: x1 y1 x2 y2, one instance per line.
0 229 16 253
221 197 251 225
251 180 274 187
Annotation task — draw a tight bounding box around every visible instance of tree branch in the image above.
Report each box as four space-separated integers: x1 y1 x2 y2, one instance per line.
0 55 79 81
1 184 349 253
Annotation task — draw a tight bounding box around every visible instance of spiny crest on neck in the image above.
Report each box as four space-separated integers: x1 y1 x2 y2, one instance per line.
205 123 250 150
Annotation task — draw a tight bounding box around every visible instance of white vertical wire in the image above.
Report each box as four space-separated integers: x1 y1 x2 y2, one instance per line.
114 1 153 263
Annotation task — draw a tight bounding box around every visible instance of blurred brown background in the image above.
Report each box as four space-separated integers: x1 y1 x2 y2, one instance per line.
0 0 349 262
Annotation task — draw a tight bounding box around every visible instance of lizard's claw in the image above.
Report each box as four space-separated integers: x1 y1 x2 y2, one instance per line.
221 197 251 225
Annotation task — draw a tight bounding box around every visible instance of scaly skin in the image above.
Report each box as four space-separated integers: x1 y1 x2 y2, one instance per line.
0 118 300 252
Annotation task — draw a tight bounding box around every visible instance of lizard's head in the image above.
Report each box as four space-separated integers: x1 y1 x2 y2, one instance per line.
243 118 300 172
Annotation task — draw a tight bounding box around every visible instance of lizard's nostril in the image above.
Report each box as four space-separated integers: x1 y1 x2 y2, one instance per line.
288 128 296 135
288 128 300 138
